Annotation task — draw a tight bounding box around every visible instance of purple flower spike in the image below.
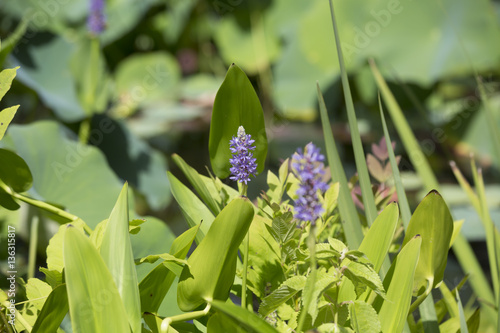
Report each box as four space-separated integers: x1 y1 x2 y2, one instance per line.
229 126 258 185
292 143 329 224
87 0 106 35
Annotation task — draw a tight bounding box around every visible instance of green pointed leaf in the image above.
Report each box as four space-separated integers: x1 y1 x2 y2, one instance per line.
456 290 469 333
379 105 411 228
370 60 439 191
378 235 422 333
63 225 129 333
99 183 140 333
209 300 279 333
167 171 214 244
358 203 399 273
317 83 363 248
343 261 386 299
259 276 306 317
402 191 453 295
209 64 267 178
47 220 86 272
303 268 338 323
349 301 381 333
136 253 187 266
0 105 19 141
171 154 221 215
32 284 69 333
0 148 32 193
327 0 377 224
177 197 254 311
0 67 18 101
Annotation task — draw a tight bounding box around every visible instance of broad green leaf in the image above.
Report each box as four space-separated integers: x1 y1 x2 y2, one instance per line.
2 121 124 226
402 191 453 296
0 148 33 193
32 284 68 333
209 300 279 333
209 64 268 179
358 203 399 273
0 105 19 141
328 0 377 225
63 225 129 333
259 276 306 317
177 197 254 311
171 154 221 215
378 235 421 333
167 171 215 244
100 183 141 333
317 83 363 249
349 301 381 333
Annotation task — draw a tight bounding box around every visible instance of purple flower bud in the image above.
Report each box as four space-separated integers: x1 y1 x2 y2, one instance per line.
291 143 329 223
87 0 106 35
229 126 258 185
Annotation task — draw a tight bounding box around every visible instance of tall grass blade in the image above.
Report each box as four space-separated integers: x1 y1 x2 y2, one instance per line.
369 59 439 192
379 99 411 228
317 84 363 248
477 77 500 168
456 290 469 333
327 0 378 225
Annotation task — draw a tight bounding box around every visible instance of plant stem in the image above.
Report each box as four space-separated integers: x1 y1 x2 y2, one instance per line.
242 232 250 309
160 303 211 333
296 224 317 332
10 192 92 234
27 215 39 279
239 182 250 309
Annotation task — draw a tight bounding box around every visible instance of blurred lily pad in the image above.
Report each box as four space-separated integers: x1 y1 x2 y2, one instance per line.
1 121 123 226
9 34 86 122
90 115 171 211
113 51 181 115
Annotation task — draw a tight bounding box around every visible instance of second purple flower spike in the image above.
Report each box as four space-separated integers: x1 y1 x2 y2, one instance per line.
291 143 329 224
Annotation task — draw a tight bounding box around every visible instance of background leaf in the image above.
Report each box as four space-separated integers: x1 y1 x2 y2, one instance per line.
209 64 268 179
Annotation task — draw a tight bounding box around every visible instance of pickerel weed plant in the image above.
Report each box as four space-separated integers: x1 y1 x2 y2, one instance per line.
1 1 498 333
